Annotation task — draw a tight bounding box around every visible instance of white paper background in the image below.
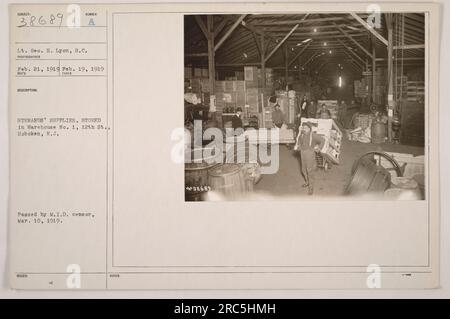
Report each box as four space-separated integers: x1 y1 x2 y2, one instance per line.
1 0 449 298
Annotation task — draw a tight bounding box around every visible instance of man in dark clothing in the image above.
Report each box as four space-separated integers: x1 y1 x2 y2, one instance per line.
272 103 285 128
316 104 331 119
231 107 244 135
294 122 325 195
299 95 308 118
294 96 307 137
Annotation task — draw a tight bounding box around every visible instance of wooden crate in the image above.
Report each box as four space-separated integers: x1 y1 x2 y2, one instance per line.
184 67 192 79
214 81 225 92
235 80 246 92
400 100 425 146
193 68 203 78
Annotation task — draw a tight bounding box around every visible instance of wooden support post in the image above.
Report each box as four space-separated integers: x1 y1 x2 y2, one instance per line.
386 13 394 143
372 38 376 103
260 33 266 88
207 16 215 106
284 44 289 89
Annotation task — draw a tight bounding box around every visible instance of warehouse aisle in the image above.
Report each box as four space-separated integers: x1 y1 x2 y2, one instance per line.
254 138 424 198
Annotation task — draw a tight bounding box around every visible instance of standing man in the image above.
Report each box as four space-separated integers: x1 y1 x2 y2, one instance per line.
231 107 244 135
299 94 308 118
307 100 317 119
294 122 325 195
295 95 308 136
272 103 285 128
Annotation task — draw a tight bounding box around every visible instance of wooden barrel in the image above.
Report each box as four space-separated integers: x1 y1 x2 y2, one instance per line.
371 121 387 144
185 147 218 201
208 164 247 200
385 176 422 200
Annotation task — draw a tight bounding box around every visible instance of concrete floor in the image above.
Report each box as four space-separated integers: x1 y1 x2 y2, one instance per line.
254 137 424 198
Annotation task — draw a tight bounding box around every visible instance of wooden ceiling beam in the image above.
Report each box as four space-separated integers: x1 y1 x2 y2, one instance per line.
214 16 229 38
216 32 254 61
240 21 277 43
349 12 388 46
333 22 373 59
267 30 363 37
342 51 364 70
214 15 247 52
264 14 309 63
185 53 208 57
265 23 300 62
393 44 424 50
252 31 262 57
251 16 345 25
259 23 363 31
288 41 312 66
301 51 320 68
337 38 366 65
286 33 367 41
194 16 209 39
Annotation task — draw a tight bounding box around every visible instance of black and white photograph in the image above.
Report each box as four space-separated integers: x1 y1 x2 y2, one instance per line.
184 13 426 201
3 1 444 294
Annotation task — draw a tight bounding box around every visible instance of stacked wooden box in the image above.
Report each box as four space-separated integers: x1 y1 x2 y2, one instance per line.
374 68 387 104
184 67 193 79
244 66 259 88
288 91 297 124
354 77 370 98
246 88 260 113
396 75 408 100
215 80 247 113
265 68 274 87
406 81 425 102
275 90 289 118
244 128 295 144
274 90 297 124
244 66 274 88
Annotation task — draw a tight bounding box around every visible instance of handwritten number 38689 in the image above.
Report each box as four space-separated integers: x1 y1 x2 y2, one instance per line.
18 14 64 28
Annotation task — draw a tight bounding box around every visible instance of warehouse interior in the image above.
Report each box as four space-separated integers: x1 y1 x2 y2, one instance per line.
184 13 425 201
